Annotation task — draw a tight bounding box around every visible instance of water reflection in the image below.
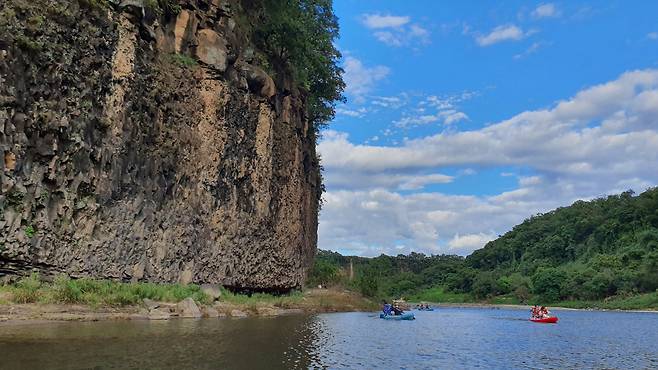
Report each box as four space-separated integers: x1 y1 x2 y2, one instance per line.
1 308 657 369
0 316 321 370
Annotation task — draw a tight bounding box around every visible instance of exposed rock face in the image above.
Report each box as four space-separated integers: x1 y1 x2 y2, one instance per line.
195 29 228 72
0 0 320 291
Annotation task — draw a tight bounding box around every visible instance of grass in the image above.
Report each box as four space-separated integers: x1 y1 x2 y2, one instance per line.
488 295 522 305
0 275 378 313
168 53 198 68
219 287 378 313
409 287 475 304
219 289 305 311
0 274 211 307
552 292 658 310
409 285 657 310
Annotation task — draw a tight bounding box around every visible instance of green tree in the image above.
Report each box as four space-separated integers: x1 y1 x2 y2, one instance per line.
356 267 379 298
248 0 345 131
531 267 567 302
307 259 339 287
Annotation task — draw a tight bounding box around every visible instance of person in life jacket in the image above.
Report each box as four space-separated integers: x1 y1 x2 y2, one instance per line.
382 300 393 316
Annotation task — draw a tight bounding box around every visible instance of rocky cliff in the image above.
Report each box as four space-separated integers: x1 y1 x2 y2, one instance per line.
0 0 321 291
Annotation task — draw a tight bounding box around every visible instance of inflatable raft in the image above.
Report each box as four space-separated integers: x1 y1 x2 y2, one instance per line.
380 312 415 320
530 316 558 323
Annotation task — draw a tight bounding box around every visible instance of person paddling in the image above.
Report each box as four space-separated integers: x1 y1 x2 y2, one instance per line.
382 300 393 316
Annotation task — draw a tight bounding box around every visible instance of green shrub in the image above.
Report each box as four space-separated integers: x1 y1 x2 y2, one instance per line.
531 267 568 302
12 273 42 303
24 225 35 238
168 53 198 68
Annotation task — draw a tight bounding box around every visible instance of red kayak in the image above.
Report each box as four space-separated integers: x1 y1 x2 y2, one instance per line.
530 316 558 323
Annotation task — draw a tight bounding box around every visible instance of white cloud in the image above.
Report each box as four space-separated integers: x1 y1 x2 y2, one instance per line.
393 92 475 128
476 25 531 46
371 96 407 109
399 173 454 190
362 14 410 29
514 42 544 60
648 32 658 40
395 114 441 127
319 69 658 256
443 111 468 125
336 107 368 118
361 13 430 47
321 70 658 172
342 56 390 102
448 233 497 254
532 3 560 18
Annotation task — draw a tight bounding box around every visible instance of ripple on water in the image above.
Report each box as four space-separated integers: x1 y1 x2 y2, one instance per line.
0 309 656 369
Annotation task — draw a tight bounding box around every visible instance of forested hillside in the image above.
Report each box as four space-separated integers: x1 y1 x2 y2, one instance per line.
310 188 658 308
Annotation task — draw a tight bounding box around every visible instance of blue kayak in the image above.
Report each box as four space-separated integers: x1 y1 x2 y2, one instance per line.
417 308 434 311
379 312 415 320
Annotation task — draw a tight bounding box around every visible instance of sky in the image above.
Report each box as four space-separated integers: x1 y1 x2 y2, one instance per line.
317 1 658 257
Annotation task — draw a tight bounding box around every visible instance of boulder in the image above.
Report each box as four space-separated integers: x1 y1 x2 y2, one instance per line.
176 298 202 318
148 307 171 320
240 63 276 98
195 29 228 72
202 306 219 318
142 298 160 310
200 284 222 301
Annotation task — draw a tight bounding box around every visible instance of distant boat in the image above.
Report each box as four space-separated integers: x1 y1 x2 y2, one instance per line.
530 316 558 323
380 312 415 320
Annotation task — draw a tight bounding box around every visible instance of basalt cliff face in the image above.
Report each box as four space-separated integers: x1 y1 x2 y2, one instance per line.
0 0 321 291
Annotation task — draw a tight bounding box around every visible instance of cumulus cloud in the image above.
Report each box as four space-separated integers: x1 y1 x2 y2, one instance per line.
532 3 560 18
476 25 532 46
362 14 410 29
448 233 497 254
318 69 658 256
361 13 430 47
342 56 390 102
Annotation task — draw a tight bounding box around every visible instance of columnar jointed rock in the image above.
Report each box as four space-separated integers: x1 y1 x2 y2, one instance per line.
0 0 320 292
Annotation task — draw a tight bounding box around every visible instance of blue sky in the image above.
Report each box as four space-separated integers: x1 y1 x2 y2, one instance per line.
317 1 658 256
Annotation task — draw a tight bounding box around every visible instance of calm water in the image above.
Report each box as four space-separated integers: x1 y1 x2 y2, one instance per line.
0 308 657 369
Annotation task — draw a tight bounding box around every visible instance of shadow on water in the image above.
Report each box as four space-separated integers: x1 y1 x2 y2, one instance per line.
0 316 323 370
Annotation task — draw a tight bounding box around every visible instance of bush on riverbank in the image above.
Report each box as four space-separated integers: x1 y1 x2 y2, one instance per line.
219 288 304 310
0 274 210 306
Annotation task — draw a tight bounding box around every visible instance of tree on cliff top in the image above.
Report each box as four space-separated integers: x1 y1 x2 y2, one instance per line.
245 0 345 131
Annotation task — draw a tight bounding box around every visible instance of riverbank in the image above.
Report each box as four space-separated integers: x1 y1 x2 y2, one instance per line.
409 286 658 312
410 301 658 314
0 275 377 323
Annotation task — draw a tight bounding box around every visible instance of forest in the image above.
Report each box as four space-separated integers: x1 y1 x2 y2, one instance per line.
308 188 658 308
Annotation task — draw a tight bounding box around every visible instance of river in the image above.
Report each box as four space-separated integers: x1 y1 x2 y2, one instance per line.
0 307 656 369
